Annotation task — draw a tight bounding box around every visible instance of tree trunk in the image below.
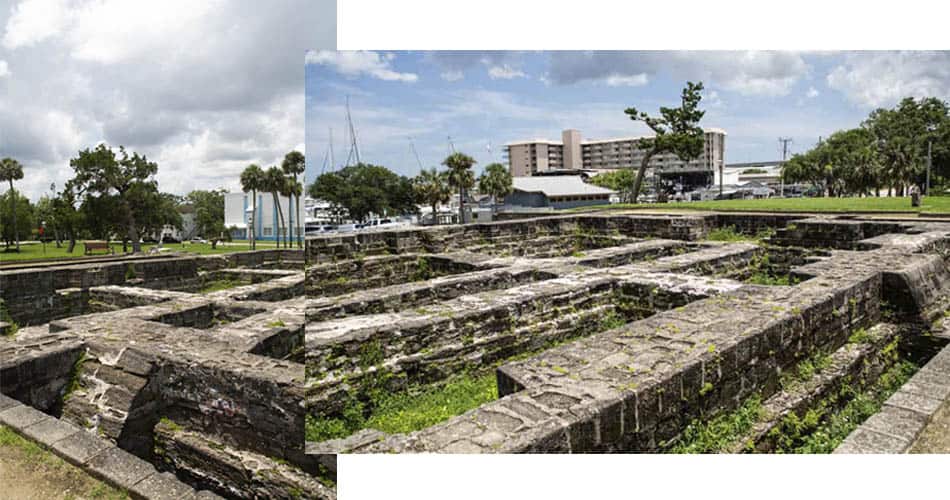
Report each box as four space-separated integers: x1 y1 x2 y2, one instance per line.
273 193 285 248
631 149 656 204
9 181 19 252
458 187 464 224
67 233 76 253
431 203 438 225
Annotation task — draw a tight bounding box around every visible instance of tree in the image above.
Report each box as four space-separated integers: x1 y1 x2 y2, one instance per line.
0 190 34 250
240 164 265 250
53 181 86 253
443 152 476 224
623 81 706 203
0 158 25 251
187 189 227 248
865 97 948 196
589 170 636 203
282 150 306 248
308 163 417 223
265 166 288 248
477 163 513 214
68 145 158 253
414 168 452 224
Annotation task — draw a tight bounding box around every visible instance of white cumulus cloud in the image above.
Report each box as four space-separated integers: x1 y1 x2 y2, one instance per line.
306 50 418 82
488 64 526 80
827 51 950 108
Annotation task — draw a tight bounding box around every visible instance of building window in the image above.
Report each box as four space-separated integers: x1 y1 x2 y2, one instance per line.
263 227 273 236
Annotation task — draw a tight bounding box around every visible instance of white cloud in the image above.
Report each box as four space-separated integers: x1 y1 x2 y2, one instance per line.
440 70 463 81
806 86 820 98
306 50 418 82
487 64 526 80
605 73 648 87
0 60 9 77
1 0 336 200
1 0 72 49
827 51 950 108
548 51 809 96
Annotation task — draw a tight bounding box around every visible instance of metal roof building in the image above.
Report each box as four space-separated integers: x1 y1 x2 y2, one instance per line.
505 176 614 210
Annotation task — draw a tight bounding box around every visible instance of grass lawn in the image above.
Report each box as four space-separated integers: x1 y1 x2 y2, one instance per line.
568 196 950 214
0 240 295 263
0 424 129 499
306 371 498 442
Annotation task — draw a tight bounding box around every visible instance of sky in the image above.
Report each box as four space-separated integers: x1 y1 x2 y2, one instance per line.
305 51 950 183
0 0 336 201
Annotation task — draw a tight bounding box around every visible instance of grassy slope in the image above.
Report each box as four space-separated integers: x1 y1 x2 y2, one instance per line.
569 196 950 214
0 240 287 263
0 424 129 499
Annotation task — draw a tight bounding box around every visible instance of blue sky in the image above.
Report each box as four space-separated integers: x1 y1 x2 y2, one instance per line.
305 51 950 183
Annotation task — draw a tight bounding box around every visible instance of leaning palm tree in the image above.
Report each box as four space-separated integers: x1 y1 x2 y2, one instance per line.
282 150 306 248
443 152 476 224
414 167 452 225
478 162 514 216
0 158 25 252
240 163 265 250
265 166 288 248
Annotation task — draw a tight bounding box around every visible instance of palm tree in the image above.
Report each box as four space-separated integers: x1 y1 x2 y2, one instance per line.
240 164 265 250
0 158 25 252
282 150 306 248
414 168 451 225
478 162 513 215
265 166 288 248
443 152 476 224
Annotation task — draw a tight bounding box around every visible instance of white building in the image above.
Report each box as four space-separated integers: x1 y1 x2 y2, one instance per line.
224 192 304 241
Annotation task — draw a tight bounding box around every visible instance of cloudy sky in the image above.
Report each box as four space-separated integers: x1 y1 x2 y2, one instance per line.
0 0 335 201
305 51 950 182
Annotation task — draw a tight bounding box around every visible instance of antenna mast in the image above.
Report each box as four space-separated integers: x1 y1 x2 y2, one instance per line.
409 136 424 172
344 96 361 166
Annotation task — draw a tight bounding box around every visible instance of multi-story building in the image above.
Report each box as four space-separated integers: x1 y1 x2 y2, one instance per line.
505 128 726 189
224 192 304 241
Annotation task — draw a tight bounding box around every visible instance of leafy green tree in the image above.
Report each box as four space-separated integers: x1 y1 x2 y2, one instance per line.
265 166 288 248
0 190 34 250
865 97 948 196
477 163 513 214
282 150 306 248
53 181 86 253
187 189 227 248
68 145 158 253
0 158 25 251
623 81 706 203
414 168 451 224
240 164 265 249
589 170 636 203
443 152 476 223
308 163 416 223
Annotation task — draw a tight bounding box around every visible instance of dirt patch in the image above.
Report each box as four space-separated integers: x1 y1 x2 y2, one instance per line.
0 424 128 500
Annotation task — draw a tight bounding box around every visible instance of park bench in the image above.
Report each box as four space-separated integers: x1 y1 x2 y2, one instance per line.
83 240 114 255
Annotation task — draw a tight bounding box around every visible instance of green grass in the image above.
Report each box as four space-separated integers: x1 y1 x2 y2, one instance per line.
0 240 286 263
197 278 248 294
306 371 498 442
670 395 765 453
0 424 130 499
771 360 917 453
568 196 950 214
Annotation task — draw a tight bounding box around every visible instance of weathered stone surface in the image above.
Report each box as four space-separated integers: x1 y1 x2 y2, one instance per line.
1 247 320 498
300 213 950 456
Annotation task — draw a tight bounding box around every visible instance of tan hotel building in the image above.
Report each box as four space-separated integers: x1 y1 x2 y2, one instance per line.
504 128 726 184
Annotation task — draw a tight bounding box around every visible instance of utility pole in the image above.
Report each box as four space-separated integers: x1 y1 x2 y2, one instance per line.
718 159 724 198
779 137 792 197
